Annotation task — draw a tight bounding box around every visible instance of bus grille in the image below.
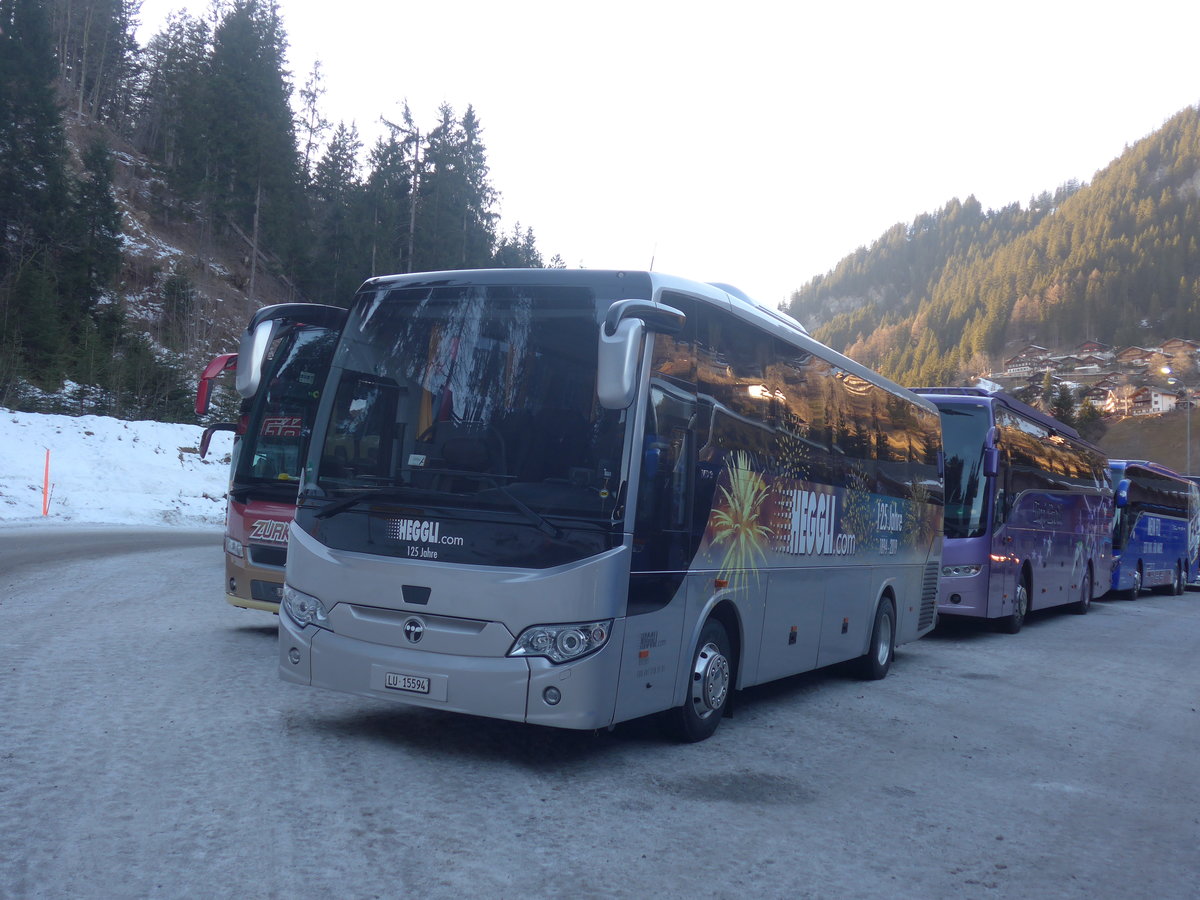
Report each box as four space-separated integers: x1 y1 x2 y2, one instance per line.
250 545 287 568
919 562 939 629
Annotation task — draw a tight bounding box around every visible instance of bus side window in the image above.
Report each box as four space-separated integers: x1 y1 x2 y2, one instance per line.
635 386 696 568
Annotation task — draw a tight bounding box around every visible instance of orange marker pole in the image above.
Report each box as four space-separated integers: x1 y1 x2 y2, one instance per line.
42 449 50 516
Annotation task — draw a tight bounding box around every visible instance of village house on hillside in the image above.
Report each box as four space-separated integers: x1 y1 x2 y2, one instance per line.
1130 386 1178 416
1161 338 1200 357
1073 340 1112 356
989 337 1200 420
1002 344 1050 376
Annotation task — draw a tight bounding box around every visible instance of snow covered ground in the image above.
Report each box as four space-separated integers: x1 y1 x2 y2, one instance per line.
0 408 234 528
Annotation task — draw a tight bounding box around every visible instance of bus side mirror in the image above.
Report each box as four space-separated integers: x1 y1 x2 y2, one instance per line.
983 447 1000 477
598 317 645 409
236 318 276 399
1115 478 1130 508
200 423 238 459
596 299 686 410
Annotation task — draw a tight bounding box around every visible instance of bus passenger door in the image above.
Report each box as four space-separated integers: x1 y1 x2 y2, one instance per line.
618 383 697 721
989 449 1016 617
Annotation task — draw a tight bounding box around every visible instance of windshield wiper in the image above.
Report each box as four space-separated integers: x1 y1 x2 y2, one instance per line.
313 486 412 519
416 468 565 539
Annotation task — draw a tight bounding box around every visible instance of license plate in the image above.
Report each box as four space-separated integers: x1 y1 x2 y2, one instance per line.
384 672 430 694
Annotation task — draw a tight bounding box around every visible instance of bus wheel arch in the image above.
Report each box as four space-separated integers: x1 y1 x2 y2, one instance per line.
856 589 896 680
669 603 739 743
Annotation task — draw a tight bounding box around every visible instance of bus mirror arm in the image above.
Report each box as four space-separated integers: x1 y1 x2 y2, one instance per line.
199 423 237 459
602 299 685 338
983 447 1000 478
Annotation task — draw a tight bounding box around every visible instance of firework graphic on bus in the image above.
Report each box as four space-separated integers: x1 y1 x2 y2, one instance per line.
709 451 771 588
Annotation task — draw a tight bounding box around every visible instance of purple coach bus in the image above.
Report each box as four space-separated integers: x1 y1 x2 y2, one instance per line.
914 388 1113 633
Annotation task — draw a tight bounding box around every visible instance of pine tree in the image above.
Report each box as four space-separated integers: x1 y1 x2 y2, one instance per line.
493 223 544 267
307 121 370 302
204 0 302 273
0 0 72 386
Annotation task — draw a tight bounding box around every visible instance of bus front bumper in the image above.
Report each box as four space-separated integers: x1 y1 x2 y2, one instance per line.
936 572 990 618
278 610 624 731
225 549 283 613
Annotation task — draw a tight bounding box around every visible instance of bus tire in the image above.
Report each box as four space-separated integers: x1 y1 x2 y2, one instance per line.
1171 562 1184 596
1072 567 1092 615
857 597 895 680
997 580 1029 634
670 619 733 743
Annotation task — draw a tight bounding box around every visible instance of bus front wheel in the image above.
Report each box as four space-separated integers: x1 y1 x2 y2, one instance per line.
856 598 895 680
1123 564 1142 601
670 619 733 743
997 581 1029 634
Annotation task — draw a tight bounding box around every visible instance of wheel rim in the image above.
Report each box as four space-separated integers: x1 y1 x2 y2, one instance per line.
690 641 730 720
1176 566 1183 593
875 610 893 666
1015 583 1028 620
1133 568 1142 595
1080 573 1091 609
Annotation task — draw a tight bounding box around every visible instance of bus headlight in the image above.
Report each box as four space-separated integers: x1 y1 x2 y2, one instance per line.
942 564 983 577
282 584 328 628
509 620 611 664
225 537 245 559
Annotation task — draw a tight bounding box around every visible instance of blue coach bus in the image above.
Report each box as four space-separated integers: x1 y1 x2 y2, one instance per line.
1109 460 1200 598
914 388 1113 633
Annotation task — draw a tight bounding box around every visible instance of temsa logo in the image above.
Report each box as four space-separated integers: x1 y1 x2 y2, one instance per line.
261 416 302 437
249 519 289 544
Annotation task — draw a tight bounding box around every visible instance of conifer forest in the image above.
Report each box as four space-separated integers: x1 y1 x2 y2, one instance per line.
5 0 1200 421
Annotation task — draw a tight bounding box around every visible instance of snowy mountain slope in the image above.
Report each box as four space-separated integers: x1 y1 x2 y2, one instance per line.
0 409 234 528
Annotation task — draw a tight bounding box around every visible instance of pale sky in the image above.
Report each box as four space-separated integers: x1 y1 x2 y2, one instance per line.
136 0 1200 310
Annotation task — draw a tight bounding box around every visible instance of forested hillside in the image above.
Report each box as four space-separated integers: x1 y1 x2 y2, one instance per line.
787 105 1200 386
1 0 555 420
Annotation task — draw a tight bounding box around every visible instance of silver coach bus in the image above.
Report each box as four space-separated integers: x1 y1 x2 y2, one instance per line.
274 269 943 740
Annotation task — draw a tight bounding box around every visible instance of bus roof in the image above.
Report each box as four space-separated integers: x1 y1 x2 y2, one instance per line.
913 386 1086 442
356 268 938 417
1109 459 1191 482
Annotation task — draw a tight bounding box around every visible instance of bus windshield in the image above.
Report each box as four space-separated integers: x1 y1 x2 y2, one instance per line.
937 402 992 539
312 283 627 524
234 325 340 493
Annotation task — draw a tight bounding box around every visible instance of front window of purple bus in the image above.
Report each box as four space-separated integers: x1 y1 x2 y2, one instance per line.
936 402 993 540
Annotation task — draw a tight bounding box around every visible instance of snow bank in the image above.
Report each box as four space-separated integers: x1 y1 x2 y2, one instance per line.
0 408 235 528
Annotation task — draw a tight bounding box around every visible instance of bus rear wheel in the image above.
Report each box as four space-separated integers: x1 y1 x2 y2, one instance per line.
670 619 733 743
1072 568 1092 615
997 581 1028 634
856 598 895 680
1170 562 1184 595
